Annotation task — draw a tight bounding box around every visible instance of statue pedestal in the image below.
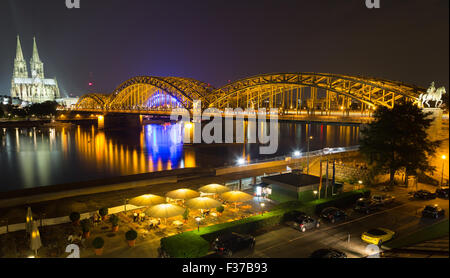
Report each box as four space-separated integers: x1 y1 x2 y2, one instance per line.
423 108 443 141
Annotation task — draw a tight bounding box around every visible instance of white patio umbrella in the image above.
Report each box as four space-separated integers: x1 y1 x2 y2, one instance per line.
198 184 230 195
129 194 166 207
166 188 200 200
185 197 222 210
26 207 33 236
220 191 254 209
30 221 42 257
146 204 185 224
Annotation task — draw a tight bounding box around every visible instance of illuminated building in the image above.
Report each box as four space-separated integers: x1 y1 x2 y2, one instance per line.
10 36 60 103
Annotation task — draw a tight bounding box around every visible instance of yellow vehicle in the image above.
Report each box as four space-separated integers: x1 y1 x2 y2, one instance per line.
361 228 395 246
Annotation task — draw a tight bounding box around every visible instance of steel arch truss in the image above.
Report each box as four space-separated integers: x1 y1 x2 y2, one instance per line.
75 93 111 109
106 76 213 110
206 73 426 109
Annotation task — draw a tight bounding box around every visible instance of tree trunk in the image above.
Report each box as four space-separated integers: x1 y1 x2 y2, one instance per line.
389 169 395 185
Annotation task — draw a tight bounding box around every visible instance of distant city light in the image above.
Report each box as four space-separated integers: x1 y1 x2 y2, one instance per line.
237 158 246 165
293 151 301 157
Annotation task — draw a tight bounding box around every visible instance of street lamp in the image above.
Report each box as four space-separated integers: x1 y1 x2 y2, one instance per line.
195 216 201 232
237 158 246 166
307 136 313 175
313 190 318 199
441 155 447 187
358 180 363 190
260 203 265 216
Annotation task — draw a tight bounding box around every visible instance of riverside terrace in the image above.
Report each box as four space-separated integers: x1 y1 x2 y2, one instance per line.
0 187 275 258
0 148 364 258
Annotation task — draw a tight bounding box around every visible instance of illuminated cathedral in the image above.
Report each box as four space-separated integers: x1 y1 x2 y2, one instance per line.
10 36 60 103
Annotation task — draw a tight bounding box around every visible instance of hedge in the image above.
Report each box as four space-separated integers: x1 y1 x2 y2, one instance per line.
160 188 370 258
310 189 370 213
160 232 210 258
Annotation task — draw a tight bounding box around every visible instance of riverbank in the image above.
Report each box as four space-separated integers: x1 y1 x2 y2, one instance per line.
0 149 360 226
0 119 51 127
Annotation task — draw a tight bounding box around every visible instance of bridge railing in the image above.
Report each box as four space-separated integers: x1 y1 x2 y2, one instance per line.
243 145 360 166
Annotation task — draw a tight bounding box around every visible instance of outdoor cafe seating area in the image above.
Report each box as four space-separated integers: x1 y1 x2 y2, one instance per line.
118 185 266 237
6 184 272 258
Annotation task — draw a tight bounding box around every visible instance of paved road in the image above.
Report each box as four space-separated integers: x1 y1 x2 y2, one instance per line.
229 186 449 258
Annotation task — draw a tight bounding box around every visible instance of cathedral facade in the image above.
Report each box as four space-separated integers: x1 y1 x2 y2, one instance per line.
10 36 60 103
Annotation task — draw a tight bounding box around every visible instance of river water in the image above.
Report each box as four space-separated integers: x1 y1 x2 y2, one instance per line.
0 121 360 192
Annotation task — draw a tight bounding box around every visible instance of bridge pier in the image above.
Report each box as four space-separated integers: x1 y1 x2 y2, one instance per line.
100 113 143 130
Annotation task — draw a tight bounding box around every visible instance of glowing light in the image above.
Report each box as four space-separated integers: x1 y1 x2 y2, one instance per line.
237 158 246 165
293 151 301 157
185 122 193 129
442 155 447 160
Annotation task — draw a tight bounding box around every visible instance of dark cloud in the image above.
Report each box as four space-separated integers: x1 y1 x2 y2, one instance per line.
0 0 448 96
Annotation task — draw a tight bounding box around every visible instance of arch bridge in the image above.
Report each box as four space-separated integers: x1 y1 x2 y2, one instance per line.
75 73 426 112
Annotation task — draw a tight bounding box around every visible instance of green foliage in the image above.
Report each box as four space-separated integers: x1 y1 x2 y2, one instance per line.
80 219 90 232
216 206 224 214
125 229 138 241
311 189 370 213
110 214 119 226
27 101 58 117
359 102 439 184
69 212 80 223
92 237 104 249
182 209 190 220
385 219 449 249
98 207 108 217
160 189 370 258
160 232 210 258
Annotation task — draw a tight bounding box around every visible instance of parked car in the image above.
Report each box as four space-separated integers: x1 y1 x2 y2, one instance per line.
212 232 256 257
413 190 436 200
354 198 380 214
436 187 449 199
320 207 347 224
361 228 395 246
422 205 445 219
371 194 395 205
288 215 320 232
309 248 347 258
284 210 306 221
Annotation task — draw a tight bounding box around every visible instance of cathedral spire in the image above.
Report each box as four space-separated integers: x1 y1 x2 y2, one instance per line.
13 35 28 78
30 36 44 79
15 35 25 61
31 37 41 62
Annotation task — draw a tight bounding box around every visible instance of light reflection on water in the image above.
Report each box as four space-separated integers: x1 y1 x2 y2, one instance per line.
0 122 359 192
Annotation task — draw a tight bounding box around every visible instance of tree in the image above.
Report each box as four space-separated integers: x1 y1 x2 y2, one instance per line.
359 101 439 185
182 209 189 223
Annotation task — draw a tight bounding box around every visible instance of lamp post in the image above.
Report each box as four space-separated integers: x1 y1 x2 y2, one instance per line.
313 190 318 200
260 203 265 216
307 136 313 175
441 155 447 187
358 180 363 190
195 216 201 232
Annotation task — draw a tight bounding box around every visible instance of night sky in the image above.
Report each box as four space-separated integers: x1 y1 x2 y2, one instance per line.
0 0 448 97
